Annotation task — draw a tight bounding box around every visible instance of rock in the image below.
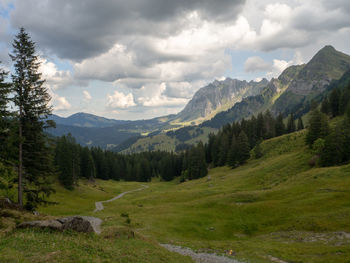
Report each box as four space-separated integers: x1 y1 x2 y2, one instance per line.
59 216 102 234
17 216 102 234
18 220 63 231
33 210 40 216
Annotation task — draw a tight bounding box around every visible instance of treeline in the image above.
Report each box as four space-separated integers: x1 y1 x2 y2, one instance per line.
307 82 350 166
55 134 207 189
205 110 303 168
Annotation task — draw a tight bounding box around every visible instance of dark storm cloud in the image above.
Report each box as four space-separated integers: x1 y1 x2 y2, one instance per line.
10 0 245 61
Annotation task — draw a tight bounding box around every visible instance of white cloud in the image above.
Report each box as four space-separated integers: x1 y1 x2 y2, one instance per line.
137 83 188 107
51 94 72 111
83 90 92 102
244 56 272 72
39 58 83 90
107 90 136 109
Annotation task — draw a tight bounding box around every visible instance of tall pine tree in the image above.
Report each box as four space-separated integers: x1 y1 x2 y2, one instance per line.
236 131 250 164
0 62 11 159
286 113 296 133
305 109 330 147
297 117 304 130
10 28 55 209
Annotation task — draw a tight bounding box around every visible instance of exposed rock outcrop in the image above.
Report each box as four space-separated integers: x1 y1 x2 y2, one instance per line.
17 216 102 234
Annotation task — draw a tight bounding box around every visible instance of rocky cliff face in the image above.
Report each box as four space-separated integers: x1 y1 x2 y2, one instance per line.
175 78 268 123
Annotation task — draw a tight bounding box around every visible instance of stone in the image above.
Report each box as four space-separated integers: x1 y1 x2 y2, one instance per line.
17 216 102 234
59 216 102 234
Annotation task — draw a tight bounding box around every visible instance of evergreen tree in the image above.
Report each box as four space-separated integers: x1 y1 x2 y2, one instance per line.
10 28 55 209
286 113 296 133
55 134 80 189
256 112 265 139
218 132 230 166
320 127 344 166
275 113 285 136
339 89 350 115
297 117 304 130
253 140 263 159
80 147 96 180
236 131 250 164
0 62 11 159
187 142 207 179
263 110 275 139
305 109 330 147
329 88 340 117
227 134 237 167
321 97 330 115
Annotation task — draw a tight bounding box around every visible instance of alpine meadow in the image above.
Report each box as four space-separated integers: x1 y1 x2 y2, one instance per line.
1 1 350 263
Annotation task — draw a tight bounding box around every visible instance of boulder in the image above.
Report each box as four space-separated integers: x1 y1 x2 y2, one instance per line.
17 216 102 234
59 216 102 234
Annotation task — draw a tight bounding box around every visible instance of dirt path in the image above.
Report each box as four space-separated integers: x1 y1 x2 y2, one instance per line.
160 244 244 263
94 184 148 212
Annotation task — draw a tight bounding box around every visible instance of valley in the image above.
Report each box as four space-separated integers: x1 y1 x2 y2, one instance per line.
2 130 350 262
1 10 350 262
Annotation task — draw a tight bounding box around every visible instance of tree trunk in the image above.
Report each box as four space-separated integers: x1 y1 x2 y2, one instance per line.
18 110 23 207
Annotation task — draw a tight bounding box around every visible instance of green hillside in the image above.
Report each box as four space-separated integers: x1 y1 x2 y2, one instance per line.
2 129 350 262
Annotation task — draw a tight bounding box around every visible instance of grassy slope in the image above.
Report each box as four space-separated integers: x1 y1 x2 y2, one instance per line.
1 130 350 262
123 127 217 153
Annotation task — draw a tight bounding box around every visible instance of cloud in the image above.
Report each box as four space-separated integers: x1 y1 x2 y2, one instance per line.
10 0 245 61
137 83 188 107
244 56 272 72
39 58 85 90
3 0 350 119
51 94 72 111
107 90 136 109
83 90 92 102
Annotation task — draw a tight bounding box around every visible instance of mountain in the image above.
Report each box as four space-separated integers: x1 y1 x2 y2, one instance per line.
173 78 268 124
121 45 350 152
272 45 350 115
49 112 130 128
201 64 305 128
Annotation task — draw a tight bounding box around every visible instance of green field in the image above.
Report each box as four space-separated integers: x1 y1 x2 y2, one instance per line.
1 130 350 262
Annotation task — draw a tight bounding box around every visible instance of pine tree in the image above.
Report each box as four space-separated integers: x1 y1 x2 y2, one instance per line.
305 109 330 147
286 113 296 133
339 89 350 115
263 110 275 139
80 147 96 180
253 140 263 159
321 97 330 115
187 142 207 179
329 88 340 117
236 131 250 164
227 134 237 167
218 132 230 166
297 117 304 130
320 127 344 166
0 62 11 159
10 28 55 209
275 113 285 136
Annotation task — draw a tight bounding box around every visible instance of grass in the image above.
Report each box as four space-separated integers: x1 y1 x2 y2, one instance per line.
1 130 350 262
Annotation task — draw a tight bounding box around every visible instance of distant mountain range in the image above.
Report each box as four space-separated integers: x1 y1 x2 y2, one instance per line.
49 112 131 128
47 45 350 151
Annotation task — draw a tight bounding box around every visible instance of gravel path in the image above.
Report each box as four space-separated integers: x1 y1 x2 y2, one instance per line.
160 244 244 263
94 184 148 212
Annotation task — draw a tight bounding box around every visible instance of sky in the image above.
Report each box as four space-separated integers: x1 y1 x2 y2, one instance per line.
0 0 349 120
